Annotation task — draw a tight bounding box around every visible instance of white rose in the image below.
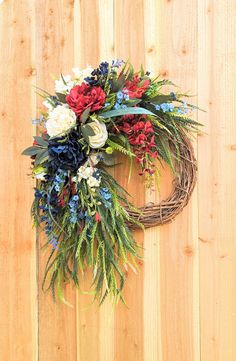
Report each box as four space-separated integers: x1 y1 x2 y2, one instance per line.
55 74 74 94
72 66 93 84
46 105 76 137
88 120 108 149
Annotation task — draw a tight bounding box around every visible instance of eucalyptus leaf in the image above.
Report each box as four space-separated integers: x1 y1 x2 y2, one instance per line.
81 124 95 141
100 107 156 119
81 107 91 123
34 149 49 166
22 146 42 156
33 136 48 147
101 152 115 166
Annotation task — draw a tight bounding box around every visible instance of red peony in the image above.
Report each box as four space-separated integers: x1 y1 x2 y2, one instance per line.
66 83 106 118
124 75 150 99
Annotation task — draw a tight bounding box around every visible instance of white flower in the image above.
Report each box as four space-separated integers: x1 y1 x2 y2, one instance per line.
87 176 101 188
75 164 101 188
77 166 94 181
55 74 74 94
35 172 47 181
88 120 108 149
46 105 76 137
72 66 93 84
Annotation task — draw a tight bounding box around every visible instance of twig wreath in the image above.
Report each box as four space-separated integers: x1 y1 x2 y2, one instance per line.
23 60 199 305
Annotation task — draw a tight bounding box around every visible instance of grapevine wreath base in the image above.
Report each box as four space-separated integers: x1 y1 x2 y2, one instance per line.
127 134 197 229
23 60 200 304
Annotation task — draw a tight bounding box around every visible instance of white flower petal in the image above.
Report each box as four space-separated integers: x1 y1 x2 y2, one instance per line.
46 105 76 137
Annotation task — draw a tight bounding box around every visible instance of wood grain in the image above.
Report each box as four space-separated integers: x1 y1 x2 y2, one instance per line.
0 1 37 360
0 1 236 360
157 1 200 360
36 1 77 361
198 1 236 360
114 1 145 360
74 2 115 361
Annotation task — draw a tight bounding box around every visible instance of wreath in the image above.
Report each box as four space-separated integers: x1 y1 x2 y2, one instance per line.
23 60 199 305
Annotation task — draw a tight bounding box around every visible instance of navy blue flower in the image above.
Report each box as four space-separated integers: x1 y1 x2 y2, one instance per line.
85 61 110 86
48 131 87 172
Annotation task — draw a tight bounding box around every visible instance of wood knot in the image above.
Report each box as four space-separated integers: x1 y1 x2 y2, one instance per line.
183 245 194 257
25 67 37 77
147 46 154 53
60 36 65 47
160 70 169 77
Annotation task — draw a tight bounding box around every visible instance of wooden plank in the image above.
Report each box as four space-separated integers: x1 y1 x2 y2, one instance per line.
0 1 38 360
143 1 162 360
35 1 77 360
157 1 200 360
74 1 115 361
114 1 145 360
198 1 236 360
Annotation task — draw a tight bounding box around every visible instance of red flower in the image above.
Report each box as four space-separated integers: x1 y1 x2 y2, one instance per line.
117 114 158 176
66 83 106 117
95 212 101 222
124 75 150 99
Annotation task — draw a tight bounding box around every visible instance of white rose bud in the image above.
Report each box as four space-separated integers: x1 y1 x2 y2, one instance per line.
88 120 108 149
46 105 76 138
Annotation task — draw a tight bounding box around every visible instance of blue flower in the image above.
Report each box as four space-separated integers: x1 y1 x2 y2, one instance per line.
72 195 79 201
117 91 124 101
48 130 87 173
34 189 46 198
49 237 59 250
155 103 175 113
114 103 121 109
111 59 124 67
100 187 112 201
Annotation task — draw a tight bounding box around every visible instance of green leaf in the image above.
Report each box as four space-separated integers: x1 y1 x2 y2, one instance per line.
22 146 42 156
111 74 126 92
106 139 135 157
81 124 95 141
34 149 49 166
81 107 91 123
33 136 48 147
100 152 115 166
56 92 67 103
100 107 156 118
150 94 174 104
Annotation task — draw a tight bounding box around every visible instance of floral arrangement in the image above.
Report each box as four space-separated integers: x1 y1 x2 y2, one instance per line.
23 60 199 305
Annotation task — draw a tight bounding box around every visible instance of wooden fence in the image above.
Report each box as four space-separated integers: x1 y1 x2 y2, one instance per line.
0 0 235 360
